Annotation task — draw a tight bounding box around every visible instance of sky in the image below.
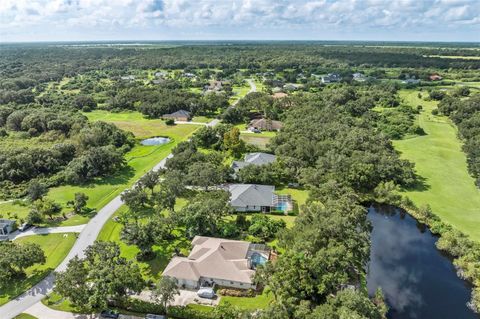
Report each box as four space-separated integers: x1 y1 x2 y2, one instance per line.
0 0 479 43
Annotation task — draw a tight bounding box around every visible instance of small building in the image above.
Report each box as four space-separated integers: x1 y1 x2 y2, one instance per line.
429 74 443 81
321 73 341 83
232 152 276 173
228 184 292 213
353 73 366 82
155 71 168 78
248 118 283 132
402 77 420 85
272 92 288 99
163 236 270 290
0 219 15 240
162 109 192 122
120 75 136 81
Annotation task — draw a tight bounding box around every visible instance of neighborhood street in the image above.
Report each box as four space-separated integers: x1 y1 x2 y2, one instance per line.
0 118 222 319
0 80 256 319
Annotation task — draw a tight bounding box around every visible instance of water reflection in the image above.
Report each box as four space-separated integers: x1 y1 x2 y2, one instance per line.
367 205 477 319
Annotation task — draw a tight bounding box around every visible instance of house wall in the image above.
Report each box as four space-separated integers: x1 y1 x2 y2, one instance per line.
174 278 199 290
232 205 270 212
201 277 256 290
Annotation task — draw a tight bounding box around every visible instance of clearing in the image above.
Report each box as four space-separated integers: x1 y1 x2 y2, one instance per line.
394 89 480 241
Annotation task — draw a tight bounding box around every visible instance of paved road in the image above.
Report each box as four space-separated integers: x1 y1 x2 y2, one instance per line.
9 225 85 241
25 301 141 319
0 119 220 319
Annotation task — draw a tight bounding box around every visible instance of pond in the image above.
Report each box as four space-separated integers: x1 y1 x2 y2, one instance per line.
367 205 478 319
140 137 171 146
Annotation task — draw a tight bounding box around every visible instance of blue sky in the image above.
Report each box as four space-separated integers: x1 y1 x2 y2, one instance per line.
1 0 479 42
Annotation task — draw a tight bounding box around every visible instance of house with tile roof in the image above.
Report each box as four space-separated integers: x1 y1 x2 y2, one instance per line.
163 236 269 290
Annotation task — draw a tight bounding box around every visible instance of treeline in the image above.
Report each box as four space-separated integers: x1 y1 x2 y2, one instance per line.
0 106 134 198
2 44 480 90
437 94 480 187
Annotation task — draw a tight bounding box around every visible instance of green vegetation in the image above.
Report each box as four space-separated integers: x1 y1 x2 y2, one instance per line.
14 314 38 319
394 90 480 241
0 233 76 306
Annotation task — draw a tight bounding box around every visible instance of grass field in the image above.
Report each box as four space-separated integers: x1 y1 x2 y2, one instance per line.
14 314 38 319
0 233 77 306
394 89 480 241
0 111 201 226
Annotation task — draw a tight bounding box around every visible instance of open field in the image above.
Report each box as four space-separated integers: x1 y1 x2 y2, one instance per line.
0 111 201 226
229 83 252 104
394 89 480 241
0 233 77 306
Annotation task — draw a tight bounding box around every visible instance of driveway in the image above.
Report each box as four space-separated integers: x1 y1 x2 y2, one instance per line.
25 301 142 319
9 225 85 241
135 289 220 307
0 118 220 319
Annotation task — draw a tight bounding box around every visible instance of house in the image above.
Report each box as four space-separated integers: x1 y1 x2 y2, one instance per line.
429 74 443 81
0 219 15 240
283 83 300 91
271 86 283 93
353 73 366 82
228 184 292 213
402 77 420 85
162 109 192 122
232 152 276 173
120 75 136 81
183 72 196 78
155 71 168 78
272 92 288 99
204 80 224 94
163 236 270 290
321 73 341 83
248 118 283 132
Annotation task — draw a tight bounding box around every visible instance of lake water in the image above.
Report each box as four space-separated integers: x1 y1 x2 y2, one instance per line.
140 137 170 146
367 205 478 319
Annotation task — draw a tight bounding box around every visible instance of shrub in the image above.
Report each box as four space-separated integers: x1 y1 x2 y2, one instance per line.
165 118 175 125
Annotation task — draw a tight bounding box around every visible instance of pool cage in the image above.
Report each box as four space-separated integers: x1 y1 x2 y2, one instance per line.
272 194 293 214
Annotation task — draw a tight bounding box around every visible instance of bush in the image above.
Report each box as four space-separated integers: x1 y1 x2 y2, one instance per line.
165 118 175 125
26 209 43 224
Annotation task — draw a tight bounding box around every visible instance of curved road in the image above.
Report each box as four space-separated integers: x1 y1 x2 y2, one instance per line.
0 80 255 319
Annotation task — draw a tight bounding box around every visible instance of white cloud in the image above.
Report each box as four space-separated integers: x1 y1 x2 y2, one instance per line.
0 0 479 41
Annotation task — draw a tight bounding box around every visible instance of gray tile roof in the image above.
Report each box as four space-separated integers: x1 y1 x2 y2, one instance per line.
232 152 276 172
228 184 275 208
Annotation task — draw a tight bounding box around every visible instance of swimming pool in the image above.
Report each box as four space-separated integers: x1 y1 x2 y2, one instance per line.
250 252 268 268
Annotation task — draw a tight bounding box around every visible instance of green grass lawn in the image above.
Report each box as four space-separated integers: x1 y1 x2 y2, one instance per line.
0 233 77 306
229 84 252 105
0 111 201 226
219 289 273 310
14 314 38 319
394 89 480 241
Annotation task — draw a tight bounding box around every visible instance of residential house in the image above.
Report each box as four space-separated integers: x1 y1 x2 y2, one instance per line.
272 92 288 99
352 73 366 82
321 73 342 83
227 184 292 213
163 236 270 290
162 109 192 122
155 71 168 78
204 80 224 94
271 87 283 93
248 118 283 132
120 75 136 81
402 77 420 85
231 152 276 173
0 219 15 240
429 74 443 81
283 83 300 91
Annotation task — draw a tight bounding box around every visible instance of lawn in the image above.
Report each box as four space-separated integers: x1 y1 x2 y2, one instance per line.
14 314 38 319
219 289 273 310
229 84 252 105
394 89 480 241
0 233 77 306
0 111 201 226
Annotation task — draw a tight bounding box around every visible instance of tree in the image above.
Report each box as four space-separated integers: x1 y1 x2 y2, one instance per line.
68 192 89 214
248 214 286 241
177 190 232 237
138 170 160 195
27 181 48 201
31 198 62 220
121 187 149 213
55 241 144 311
152 276 179 315
223 127 246 158
187 162 225 190
0 241 45 287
